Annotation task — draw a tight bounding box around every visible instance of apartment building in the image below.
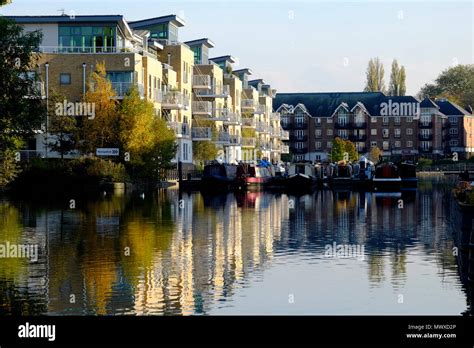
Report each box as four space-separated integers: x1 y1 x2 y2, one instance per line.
275 92 472 161
8 14 286 165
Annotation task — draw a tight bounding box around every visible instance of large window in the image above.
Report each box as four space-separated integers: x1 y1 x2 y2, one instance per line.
59 25 116 52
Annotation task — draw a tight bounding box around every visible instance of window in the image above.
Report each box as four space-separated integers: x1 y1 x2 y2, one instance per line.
449 117 457 124
327 141 333 149
371 141 377 147
315 129 322 138
58 25 116 52
383 141 389 150
371 129 377 136
326 118 333 124
382 117 389 125
450 128 458 135
394 141 401 148
407 141 413 147
394 116 401 125
450 140 459 146
316 118 321 126
371 117 377 123
327 129 333 136
338 130 348 139
60 73 71 85
394 129 401 138
315 141 322 150
406 117 413 123
382 129 389 138
406 128 413 135
183 143 188 161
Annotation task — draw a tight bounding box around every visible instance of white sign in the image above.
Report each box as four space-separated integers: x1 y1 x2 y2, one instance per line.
96 148 119 156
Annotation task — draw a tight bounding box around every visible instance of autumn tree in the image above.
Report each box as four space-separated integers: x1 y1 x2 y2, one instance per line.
47 94 78 160
80 61 118 154
344 139 359 162
364 57 386 93
369 146 382 163
193 141 218 168
330 137 346 162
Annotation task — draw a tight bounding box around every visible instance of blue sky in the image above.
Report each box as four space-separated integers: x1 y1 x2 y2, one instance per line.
1 0 472 95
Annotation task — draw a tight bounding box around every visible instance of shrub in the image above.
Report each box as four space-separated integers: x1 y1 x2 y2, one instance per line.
69 157 128 182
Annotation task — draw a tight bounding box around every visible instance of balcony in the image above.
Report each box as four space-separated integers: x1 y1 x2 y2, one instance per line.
192 127 212 141
25 81 46 99
256 122 270 133
335 122 350 129
242 137 257 148
254 105 266 115
228 135 242 146
167 122 190 138
241 118 256 128
281 130 289 140
35 45 143 54
213 132 230 144
192 101 213 116
192 75 211 89
418 134 433 141
152 89 162 103
353 122 367 129
419 122 433 128
419 146 433 153
291 147 308 154
241 99 256 110
281 145 290 154
290 135 308 141
195 84 230 98
224 112 241 125
293 122 308 130
350 134 367 142
270 127 281 137
105 82 144 99
161 91 190 110
271 112 281 121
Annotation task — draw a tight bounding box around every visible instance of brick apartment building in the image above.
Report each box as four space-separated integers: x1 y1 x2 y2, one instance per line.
275 92 474 161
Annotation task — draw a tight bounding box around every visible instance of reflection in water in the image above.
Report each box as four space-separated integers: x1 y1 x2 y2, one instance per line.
0 179 471 315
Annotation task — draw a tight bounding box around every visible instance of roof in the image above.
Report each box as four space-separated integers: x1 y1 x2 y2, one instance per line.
184 38 215 48
435 99 471 116
249 79 266 86
129 15 185 28
420 97 440 109
6 15 135 40
209 55 236 64
274 92 420 117
233 68 253 76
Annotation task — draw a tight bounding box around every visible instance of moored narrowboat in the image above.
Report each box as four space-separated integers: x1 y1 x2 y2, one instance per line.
286 162 317 190
202 162 238 189
373 162 401 191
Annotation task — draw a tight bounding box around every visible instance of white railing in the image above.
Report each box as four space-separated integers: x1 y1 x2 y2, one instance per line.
224 112 241 125
281 145 290 154
167 122 190 137
271 112 280 121
35 46 143 54
192 101 213 114
242 99 256 109
242 137 256 147
241 118 256 128
195 84 230 97
229 135 242 146
161 91 190 109
281 130 290 140
214 132 230 144
96 82 145 98
192 75 211 88
192 127 212 140
254 105 266 114
256 122 269 133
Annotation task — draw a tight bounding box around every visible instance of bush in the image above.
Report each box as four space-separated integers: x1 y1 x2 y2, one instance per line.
69 157 128 182
417 157 433 166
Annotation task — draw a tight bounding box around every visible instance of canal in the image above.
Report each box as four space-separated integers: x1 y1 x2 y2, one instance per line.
0 177 472 315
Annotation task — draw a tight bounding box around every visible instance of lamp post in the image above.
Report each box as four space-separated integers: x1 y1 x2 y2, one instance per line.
44 62 49 158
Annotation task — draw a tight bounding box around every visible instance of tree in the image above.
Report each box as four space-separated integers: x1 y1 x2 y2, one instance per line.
344 140 359 162
193 141 218 168
364 57 386 93
330 137 346 162
418 64 474 108
47 95 78 160
369 146 382 163
0 17 45 188
80 61 118 154
388 60 406 96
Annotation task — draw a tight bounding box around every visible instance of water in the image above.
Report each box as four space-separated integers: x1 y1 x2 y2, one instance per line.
0 178 472 315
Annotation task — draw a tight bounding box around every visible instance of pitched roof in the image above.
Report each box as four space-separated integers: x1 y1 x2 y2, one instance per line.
274 92 420 117
435 99 471 116
420 97 439 109
129 15 185 28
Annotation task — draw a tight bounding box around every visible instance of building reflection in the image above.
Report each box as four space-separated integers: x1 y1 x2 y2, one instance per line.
0 181 468 315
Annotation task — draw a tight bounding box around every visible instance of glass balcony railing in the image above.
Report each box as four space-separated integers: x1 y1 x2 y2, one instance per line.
241 118 256 128
191 127 212 141
167 122 190 138
241 137 257 148
192 75 211 89
161 91 190 110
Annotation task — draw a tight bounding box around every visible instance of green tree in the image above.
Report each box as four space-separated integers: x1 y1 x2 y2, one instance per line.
193 141 218 168
0 17 45 188
330 137 346 162
418 64 474 108
344 139 359 161
47 95 78 160
388 60 406 96
364 57 386 93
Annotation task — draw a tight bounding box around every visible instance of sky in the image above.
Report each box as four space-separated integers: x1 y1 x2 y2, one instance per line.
1 0 473 96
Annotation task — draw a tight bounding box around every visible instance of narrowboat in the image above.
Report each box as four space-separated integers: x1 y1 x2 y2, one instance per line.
352 156 375 189
285 162 317 190
235 160 274 190
398 161 418 188
201 162 237 189
330 161 353 188
372 162 402 191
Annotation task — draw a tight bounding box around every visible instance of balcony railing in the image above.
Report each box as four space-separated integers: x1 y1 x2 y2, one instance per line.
241 118 256 128
335 122 350 129
192 101 213 115
152 88 162 103
419 146 433 152
350 134 367 141
241 99 256 109
281 130 289 140
270 127 281 137
419 122 433 128
161 91 190 110
34 46 143 54
192 75 211 89
291 147 308 154
292 122 308 130
192 127 212 141
242 137 257 148
254 105 266 115
167 122 190 138
281 145 290 154
25 81 46 99
271 112 281 121
228 135 242 146
224 112 241 125
213 132 231 144
353 122 367 129
195 84 230 98
418 134 433 141
290 135 308 141
256 122 270 133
